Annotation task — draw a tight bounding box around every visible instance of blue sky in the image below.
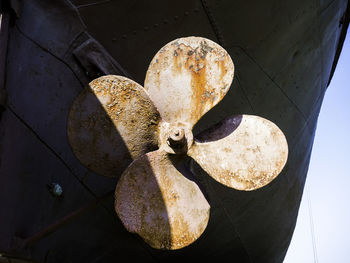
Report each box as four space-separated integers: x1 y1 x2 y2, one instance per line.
284 28 350 262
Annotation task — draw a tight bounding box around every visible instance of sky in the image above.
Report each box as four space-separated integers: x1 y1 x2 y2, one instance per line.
284 28 350 262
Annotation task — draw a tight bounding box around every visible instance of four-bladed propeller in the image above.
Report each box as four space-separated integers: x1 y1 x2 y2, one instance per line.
68 37 288 250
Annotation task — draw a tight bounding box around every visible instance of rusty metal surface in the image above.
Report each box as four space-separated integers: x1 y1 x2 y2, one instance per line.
68 37 288 249
115 150 210 250
68 75 161 177
144 37 234 128
1 0 348 262
189 115 288 190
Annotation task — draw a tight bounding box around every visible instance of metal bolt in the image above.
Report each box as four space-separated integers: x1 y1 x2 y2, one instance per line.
48 183 63 197
167 128 186 149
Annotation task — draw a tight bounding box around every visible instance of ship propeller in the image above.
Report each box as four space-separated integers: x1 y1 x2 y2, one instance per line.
68 37 288 250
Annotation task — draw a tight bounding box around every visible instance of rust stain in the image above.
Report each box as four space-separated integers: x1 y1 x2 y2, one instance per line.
144 36 234 127
188 45 208 123
115 150 210 250
188 114 288 191
69 37 288 251
217 59 228 90
169 40 214 123
68 75 161 177
172 46 183 75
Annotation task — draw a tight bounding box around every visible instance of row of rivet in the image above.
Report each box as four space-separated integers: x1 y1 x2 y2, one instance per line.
111 8 200 42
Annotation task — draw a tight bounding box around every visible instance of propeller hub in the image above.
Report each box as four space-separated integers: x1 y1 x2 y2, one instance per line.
167 128 186 149
159 122 193 154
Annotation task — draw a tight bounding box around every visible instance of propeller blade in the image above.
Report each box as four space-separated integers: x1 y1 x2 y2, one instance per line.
68 75 161 177
115 150 210 250
188 115 288 191
144 37 234 128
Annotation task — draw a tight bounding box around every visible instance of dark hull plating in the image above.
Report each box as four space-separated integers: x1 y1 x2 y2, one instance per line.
0 0 348 262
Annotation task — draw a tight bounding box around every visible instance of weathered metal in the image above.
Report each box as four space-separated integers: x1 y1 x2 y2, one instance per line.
115 150 210 250
68 36 288 250
144 37 234 128
68 75 161 177
189 115 288 190
0 0 347 260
